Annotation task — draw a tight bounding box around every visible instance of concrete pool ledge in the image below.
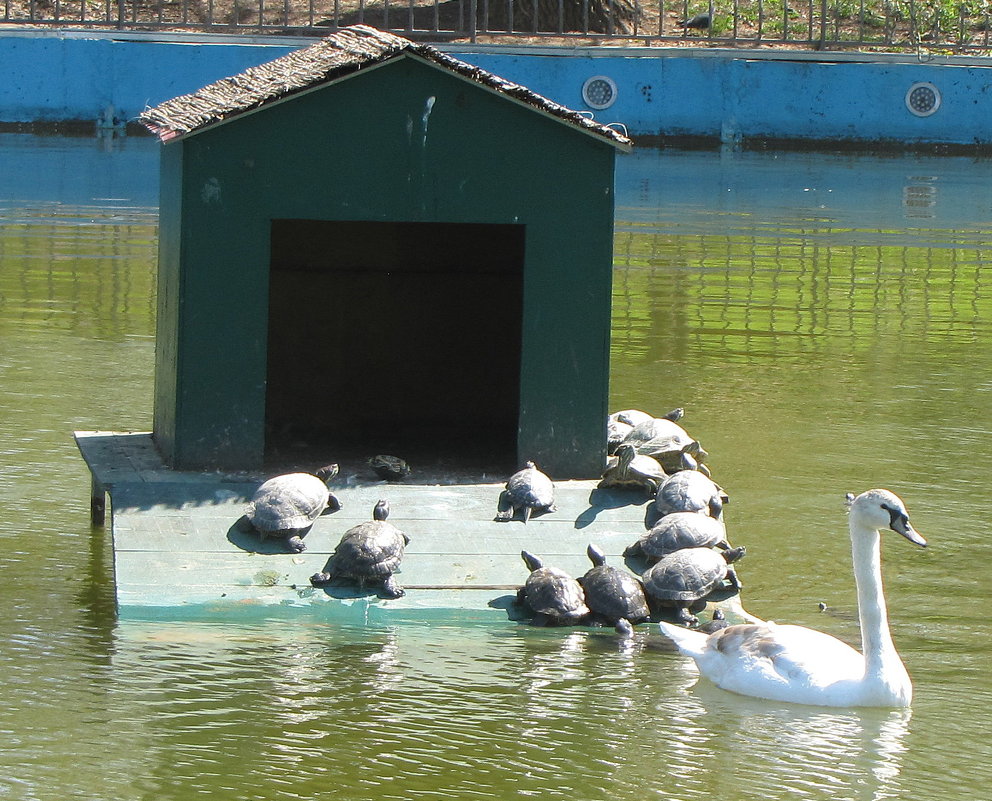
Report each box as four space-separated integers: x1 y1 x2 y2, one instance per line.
4 29 992 150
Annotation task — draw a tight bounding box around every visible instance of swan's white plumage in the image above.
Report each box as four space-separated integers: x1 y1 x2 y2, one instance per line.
659 489 925 708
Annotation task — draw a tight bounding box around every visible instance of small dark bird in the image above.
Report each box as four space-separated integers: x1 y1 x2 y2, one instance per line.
679 12 711 29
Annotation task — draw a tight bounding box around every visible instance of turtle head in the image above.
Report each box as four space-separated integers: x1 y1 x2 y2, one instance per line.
586 543 607 567
722 545 746 564
521 550 543 571
373 499 390 521
615 444 637 468
314 464 339 484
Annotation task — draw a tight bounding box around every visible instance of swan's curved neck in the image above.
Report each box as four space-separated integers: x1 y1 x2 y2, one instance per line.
851 524 899 676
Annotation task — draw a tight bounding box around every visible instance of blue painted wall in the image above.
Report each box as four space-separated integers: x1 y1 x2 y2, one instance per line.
3 31 991 147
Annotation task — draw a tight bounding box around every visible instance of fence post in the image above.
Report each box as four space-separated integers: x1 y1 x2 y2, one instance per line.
818 0 827 48
118 0 126 29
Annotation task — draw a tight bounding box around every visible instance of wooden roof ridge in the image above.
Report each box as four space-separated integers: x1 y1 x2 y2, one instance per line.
138 24 631 149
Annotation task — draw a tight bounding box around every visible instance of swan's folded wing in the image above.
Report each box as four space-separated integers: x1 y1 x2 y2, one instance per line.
699 623 865 694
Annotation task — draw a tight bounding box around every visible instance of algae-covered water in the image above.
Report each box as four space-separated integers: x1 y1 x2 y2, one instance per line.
1 134 989 801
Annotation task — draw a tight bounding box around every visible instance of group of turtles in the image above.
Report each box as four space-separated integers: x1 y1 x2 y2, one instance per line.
513 407 745 632
236 458 413 599
233 406 744 621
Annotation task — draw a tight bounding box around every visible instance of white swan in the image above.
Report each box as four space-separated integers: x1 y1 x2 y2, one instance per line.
659 489 926 708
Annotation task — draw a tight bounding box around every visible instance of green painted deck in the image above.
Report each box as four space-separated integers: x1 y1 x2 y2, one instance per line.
74 431 753 625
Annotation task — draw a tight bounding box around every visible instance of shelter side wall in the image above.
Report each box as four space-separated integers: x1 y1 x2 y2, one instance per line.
152 141 183 464
169 57 614 475
2 33 991 148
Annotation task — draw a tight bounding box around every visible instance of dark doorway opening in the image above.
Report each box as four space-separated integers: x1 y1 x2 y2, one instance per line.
266 219 525 477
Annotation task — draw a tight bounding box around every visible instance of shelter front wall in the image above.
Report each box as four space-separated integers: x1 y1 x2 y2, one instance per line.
169 55 616 476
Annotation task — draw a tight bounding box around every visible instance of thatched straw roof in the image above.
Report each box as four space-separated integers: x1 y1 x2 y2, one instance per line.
139 25 631 149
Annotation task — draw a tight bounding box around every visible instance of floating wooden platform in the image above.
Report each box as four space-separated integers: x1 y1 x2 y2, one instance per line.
74 431 751 625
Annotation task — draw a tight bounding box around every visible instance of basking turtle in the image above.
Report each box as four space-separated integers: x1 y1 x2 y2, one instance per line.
310 500 410 598
608 408 684 453
620 417 707 474
598 444 668 498
655 470 726 519
238 464 341 553
641 546 745 626
368 454 411 481
495 461 556 523
607 418 634 454
517 551 590 626
625 512 731 563
578 544 651 629
609 408 655 428
698 608 730 634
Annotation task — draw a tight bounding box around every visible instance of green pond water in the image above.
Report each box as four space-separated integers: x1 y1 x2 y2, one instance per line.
1 133 990 800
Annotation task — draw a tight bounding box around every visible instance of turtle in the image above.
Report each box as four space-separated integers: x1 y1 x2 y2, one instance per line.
598 443 668 498
238 464 341 553
310 499 410 598
578 543 651 629
368 454 411 481
641 545 745 626
607 418 634 454
608 408 685 453
495 461 556 523
517 551 590 625
654 470 727 520
624 511 731 563
609 408 656 428
697 607 730 634
620 417 708 474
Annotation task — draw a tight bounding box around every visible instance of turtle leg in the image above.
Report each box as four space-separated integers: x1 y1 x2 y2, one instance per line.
674 605 698 627
615 618 634 637
323 492 342 513
725 567 743 591
285 534 307 554
521 505 532 524
381 575 405 599
310 571 332 587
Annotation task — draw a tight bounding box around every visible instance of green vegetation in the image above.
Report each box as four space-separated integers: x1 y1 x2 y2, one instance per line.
3 0 991 51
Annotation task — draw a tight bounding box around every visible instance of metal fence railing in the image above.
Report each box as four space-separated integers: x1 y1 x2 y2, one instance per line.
3 0 992 52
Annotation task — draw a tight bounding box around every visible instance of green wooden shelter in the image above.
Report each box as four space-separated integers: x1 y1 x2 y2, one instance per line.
140 25 631 479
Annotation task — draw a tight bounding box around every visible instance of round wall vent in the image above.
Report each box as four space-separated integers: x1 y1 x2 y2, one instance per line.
582 76 618 110
905 82 941 117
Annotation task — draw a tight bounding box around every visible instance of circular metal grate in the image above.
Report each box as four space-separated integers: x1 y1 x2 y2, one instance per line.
905 82 941 117
582 76 618 110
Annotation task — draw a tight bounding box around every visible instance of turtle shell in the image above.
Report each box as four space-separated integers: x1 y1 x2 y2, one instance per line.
641 547 729 602
497 462 556 522
368 454 411 481
621 418 694 458
598 444 667 494
609 409 655 427
607 418 634 453
580 559 650 624
506 462 554 508
655 470 725 518
520 552 589 622
638 512 728 560
247 472 329 532
328 519 409 580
